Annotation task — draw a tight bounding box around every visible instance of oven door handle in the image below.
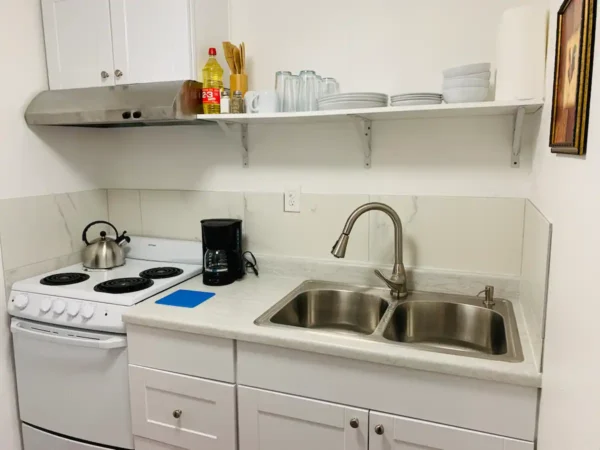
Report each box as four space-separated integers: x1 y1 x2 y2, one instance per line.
10 320 127 349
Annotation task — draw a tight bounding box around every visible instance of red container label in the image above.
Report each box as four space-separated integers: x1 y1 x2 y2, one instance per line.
202 88 221 105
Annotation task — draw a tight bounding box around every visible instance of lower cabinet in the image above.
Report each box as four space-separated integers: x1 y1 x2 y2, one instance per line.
129 365 236 450
238 387 533 450
238 386 369 450
369 412 534 450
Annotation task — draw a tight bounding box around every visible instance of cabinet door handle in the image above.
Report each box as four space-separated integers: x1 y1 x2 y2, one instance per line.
115 69 123 78
101 71 110 79
374 424 384 435
349 418 359 429
173 409 182 419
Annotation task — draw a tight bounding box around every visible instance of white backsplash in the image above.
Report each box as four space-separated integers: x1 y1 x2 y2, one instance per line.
244 193 370 260
0 189 108 291
369 195 525 275
108 189 528 276
520 200 552 371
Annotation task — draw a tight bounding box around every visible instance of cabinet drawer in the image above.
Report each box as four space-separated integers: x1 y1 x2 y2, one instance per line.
129 365 236 450
127 324 235 382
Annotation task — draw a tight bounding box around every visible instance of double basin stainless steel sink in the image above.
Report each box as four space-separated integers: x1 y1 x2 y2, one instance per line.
255 281 524 362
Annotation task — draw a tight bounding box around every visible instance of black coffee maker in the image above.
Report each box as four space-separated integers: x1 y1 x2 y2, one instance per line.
201 219 243 286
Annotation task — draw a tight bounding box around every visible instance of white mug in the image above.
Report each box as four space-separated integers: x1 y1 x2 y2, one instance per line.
245 91 279 113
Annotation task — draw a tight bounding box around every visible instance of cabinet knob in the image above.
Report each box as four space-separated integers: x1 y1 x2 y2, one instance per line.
349 418 359 429
115 69 123 78
101 71 110 79
173 409 182 419
375 424 384 435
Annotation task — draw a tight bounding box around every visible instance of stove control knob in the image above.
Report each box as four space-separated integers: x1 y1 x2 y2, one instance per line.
13 294 29 310
53 300 66 315
40 297 52 313
67 302 80 318
81 304 95 320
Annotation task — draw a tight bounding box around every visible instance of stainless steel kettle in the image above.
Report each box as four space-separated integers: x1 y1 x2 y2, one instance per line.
82 221 130 269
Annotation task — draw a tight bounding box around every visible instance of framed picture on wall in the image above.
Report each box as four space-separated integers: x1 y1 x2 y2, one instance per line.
550 0 597 155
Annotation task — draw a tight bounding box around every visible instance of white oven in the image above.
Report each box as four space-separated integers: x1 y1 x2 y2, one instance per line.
12 319 134 449
8 236 204 450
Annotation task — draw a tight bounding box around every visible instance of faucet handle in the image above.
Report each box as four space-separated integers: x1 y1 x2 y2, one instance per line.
374 269 407 299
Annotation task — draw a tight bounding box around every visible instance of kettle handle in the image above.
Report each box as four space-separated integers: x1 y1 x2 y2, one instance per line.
82 221 120 245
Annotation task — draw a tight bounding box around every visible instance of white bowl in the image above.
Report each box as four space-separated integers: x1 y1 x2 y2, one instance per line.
443 63 491 79
443 87 489 103
444 71 491 80
443 78 490 89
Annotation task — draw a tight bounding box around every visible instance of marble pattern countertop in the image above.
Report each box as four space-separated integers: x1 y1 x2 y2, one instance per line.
123 269 542 388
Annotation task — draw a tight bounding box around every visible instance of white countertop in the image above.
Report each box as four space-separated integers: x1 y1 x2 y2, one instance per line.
122 273 542 388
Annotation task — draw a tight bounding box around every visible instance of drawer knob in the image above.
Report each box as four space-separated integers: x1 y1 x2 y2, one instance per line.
173 409 182 419
115 69 123 78
375 424 384 435
349 418 359 429
101 71 109 79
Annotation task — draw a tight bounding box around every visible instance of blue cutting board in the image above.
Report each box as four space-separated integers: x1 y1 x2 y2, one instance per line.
155 290 215 308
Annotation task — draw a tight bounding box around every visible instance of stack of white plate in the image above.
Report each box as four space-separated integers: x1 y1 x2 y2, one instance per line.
390 93 442 106
318 93 388 111
443 63 491 103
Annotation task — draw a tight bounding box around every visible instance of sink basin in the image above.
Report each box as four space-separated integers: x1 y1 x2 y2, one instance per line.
255 282 389 335
255 281 524 363
383 301 508 356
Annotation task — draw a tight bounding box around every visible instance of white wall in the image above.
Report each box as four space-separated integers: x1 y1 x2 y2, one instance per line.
533 3 600 449
97 0 543 197
0 0 104 201
0 244 19 450
0 1 107 448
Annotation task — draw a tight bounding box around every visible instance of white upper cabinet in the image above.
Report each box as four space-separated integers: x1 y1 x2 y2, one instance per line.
41 0 227 90
110 0 195 85
368 411 534 450
238 386 369 450
42 0 115 89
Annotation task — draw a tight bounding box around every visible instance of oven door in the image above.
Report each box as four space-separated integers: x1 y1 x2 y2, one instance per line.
22 424 117 450
11 319 134 449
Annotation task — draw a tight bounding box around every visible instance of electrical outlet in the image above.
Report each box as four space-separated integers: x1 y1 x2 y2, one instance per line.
284 188 301 213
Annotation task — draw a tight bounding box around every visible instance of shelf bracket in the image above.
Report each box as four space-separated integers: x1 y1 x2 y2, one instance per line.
216 121 249 168
511 106 526 168
353 117 373 168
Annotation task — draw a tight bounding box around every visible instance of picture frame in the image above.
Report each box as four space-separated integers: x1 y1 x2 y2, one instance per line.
550 0 597 155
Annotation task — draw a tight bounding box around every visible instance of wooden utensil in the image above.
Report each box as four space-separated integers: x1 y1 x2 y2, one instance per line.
222 41 236 73
240 42 246 74
233 46 242 75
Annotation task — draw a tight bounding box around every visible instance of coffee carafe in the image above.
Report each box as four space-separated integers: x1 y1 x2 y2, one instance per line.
201 219 243 286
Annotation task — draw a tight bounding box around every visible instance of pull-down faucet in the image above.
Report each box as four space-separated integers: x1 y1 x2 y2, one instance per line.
331 202 408 298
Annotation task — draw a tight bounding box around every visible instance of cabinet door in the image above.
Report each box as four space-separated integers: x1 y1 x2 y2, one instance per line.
238 386 368 450
129 365 236 450
110 0 194 85
41 0 115 89
369 412 533 450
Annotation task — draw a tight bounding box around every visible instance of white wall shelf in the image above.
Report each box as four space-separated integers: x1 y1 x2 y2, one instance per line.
200 100 543 168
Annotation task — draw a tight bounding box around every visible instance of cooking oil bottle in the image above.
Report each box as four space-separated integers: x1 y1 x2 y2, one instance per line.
201 48 224 114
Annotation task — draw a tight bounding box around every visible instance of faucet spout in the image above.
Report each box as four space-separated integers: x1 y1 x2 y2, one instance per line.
331 202 408 298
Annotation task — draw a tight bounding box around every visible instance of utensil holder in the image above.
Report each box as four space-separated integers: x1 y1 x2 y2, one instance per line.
230 74 248 97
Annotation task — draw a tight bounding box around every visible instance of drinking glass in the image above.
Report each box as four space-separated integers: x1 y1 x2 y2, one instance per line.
320 77 340 97
275 71 292 112
297 70 319 112
315 75 323 99
283 75 299 112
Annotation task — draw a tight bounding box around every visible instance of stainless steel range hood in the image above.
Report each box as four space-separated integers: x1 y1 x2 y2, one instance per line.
25 80 206 128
